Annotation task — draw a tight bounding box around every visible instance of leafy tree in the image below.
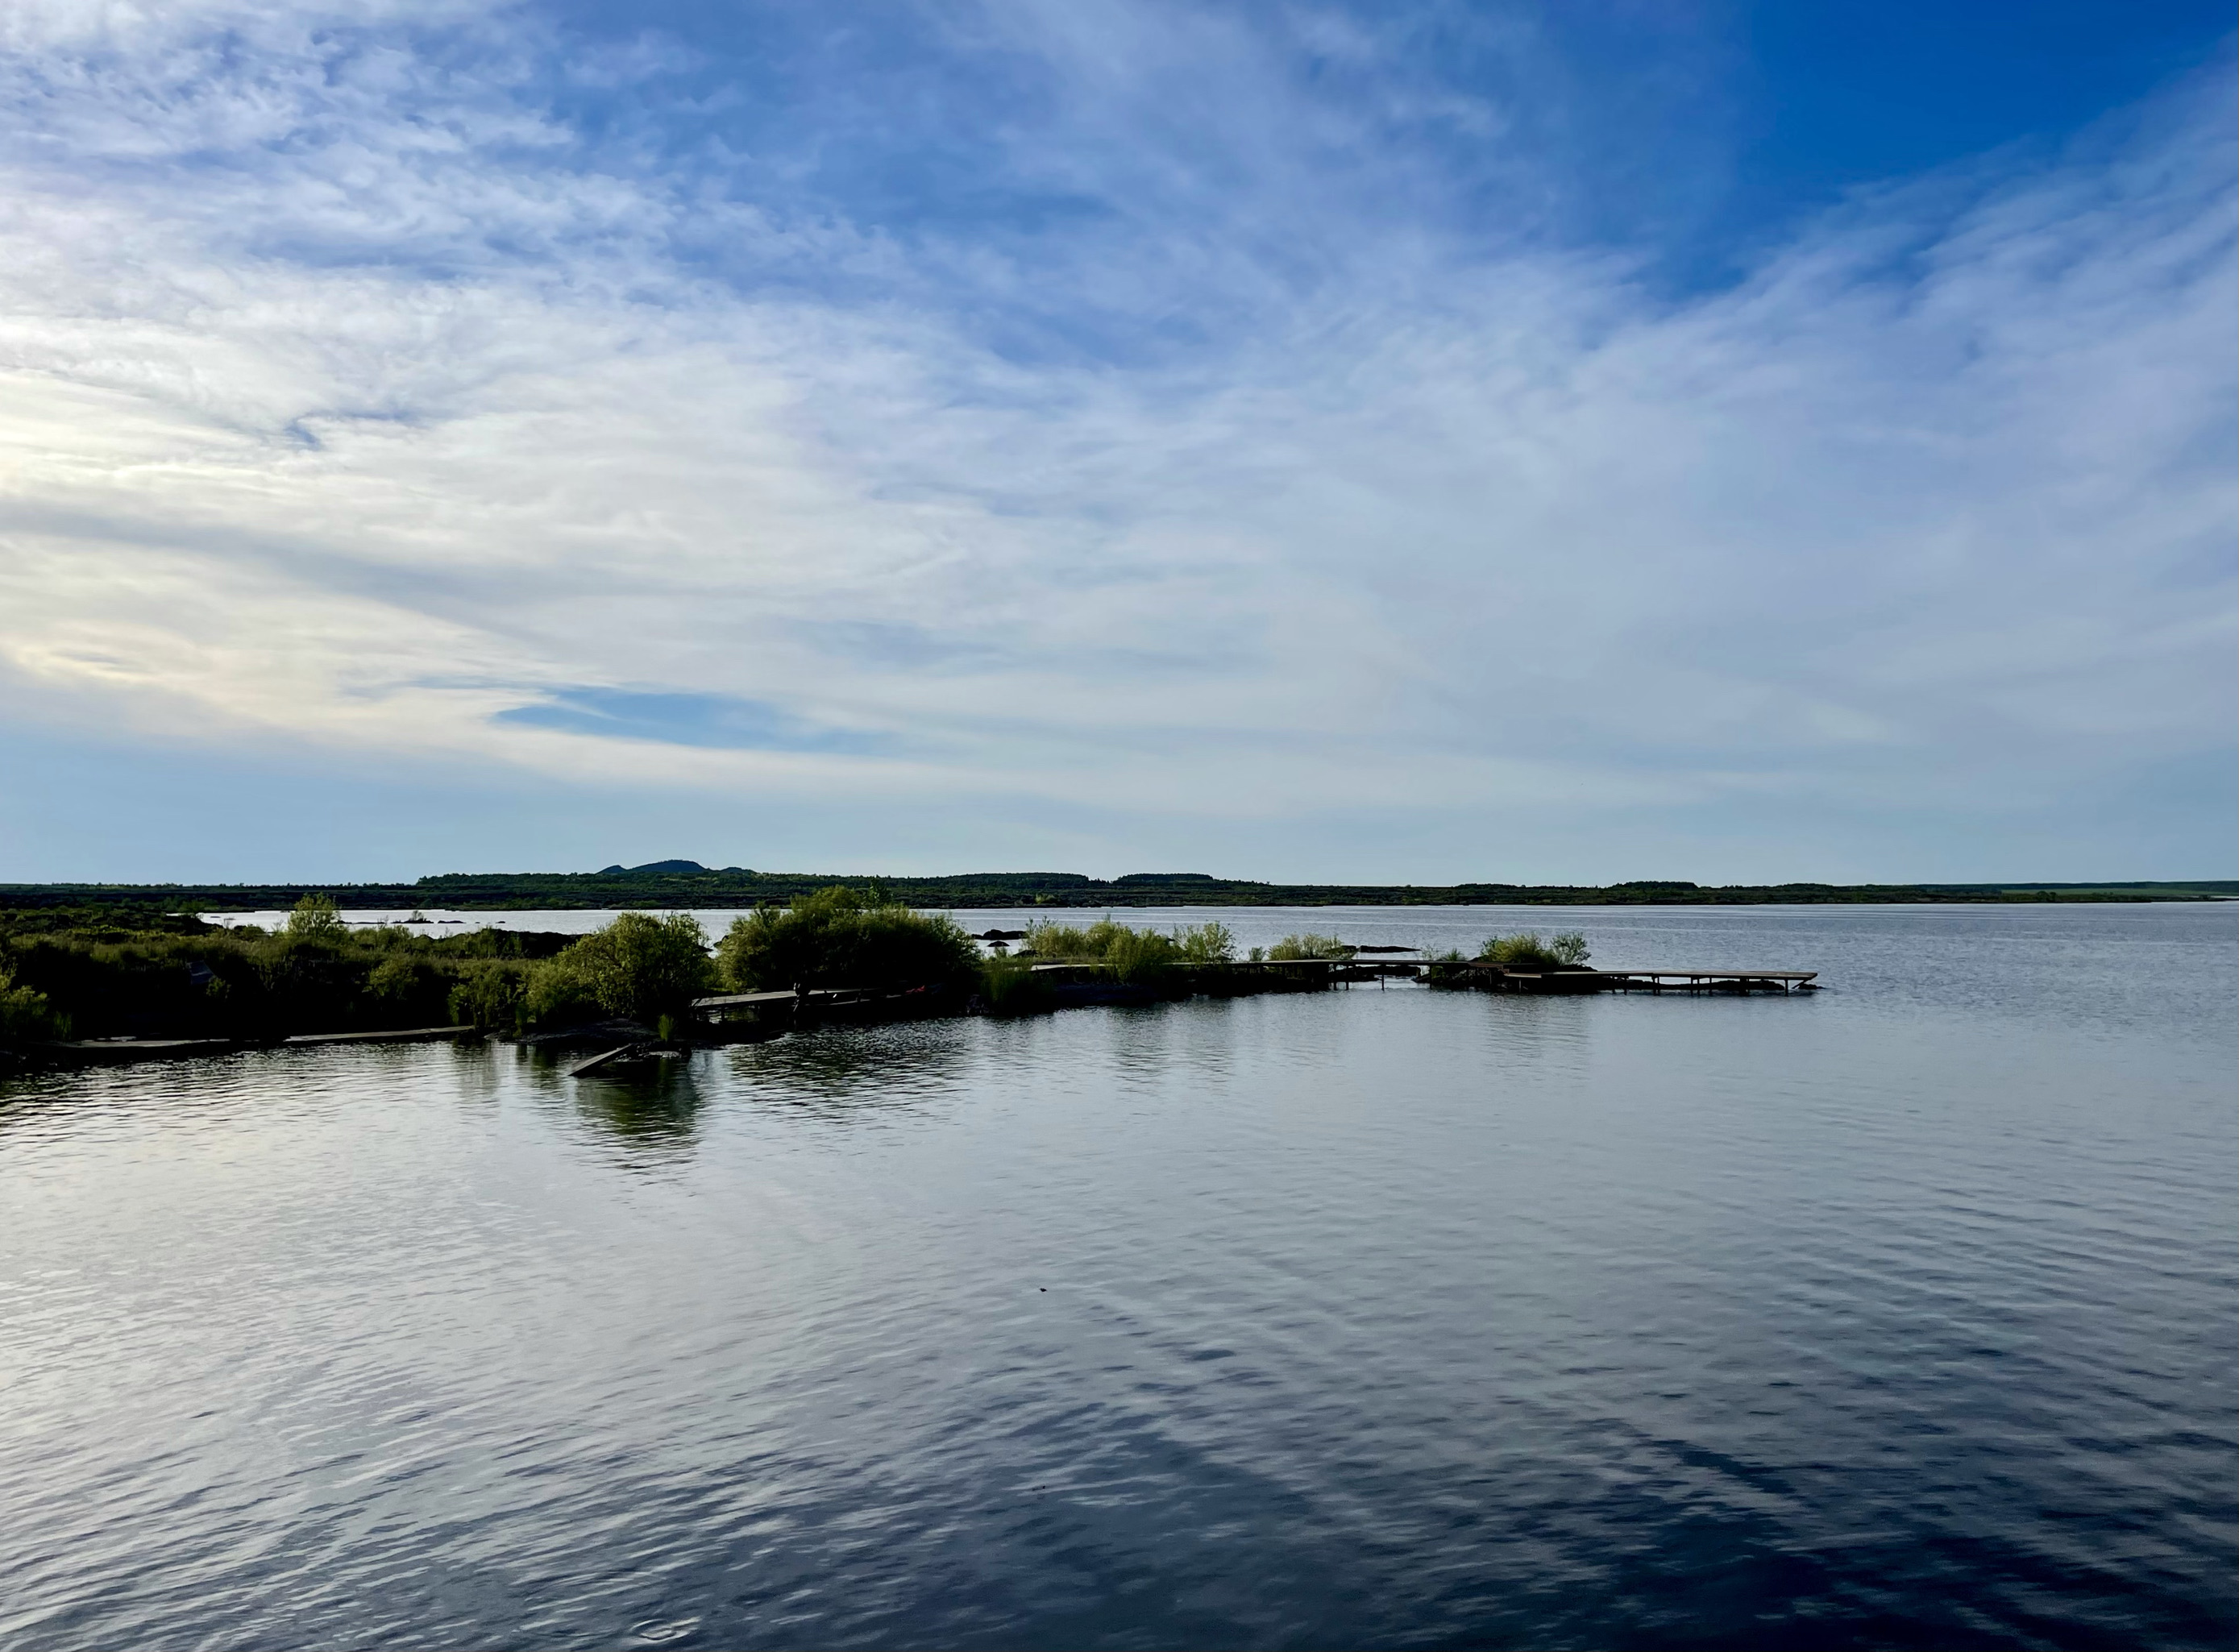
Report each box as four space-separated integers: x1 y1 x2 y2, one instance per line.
533 912 716 1027
717 887 979 994
0 963 66 1041
285 894 348 946
368 953 415 999
1177 922 1236 965
525 957 604 1030
447 960 534 1032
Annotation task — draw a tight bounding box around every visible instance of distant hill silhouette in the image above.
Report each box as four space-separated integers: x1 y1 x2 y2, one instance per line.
2 869 2228 915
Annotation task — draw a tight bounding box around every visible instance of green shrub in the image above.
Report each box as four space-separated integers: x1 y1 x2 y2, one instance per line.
447 959 533 1031
533 913 716 1027
1 909 589 1040
3 932 263 1038
1019 918 1203 984
1268 932 1351 961
1477 931 1591 968
368 953 426 1002
525 956 605 1029
0 965 67 1041
434 927 576 961
1019 919 1110 961
1100 927 1182 985
285 894 348 947
978 954 1054 1015
1177 922 1236 965
717 887 979 994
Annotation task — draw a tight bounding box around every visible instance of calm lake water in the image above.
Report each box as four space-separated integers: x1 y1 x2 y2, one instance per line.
3 904 2233 1650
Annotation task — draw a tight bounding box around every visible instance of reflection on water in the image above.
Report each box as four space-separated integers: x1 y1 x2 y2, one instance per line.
569 1061 704 1154
725 1019 978 1119
0 904 2232 1651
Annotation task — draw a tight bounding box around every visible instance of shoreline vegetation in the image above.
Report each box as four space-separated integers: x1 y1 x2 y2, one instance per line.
0 890 1650 1073
2 864 2230 915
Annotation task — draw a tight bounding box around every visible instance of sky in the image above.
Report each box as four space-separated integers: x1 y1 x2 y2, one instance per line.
0 0 2232 886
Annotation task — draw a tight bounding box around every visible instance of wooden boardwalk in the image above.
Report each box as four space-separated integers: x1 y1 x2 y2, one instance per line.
1593 968 1815 993
696 986 895 1011
701 989 838 1007
284 1024 477 1045
1461 963 1815 994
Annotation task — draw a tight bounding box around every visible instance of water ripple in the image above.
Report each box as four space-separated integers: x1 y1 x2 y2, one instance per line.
0 905 2232 1649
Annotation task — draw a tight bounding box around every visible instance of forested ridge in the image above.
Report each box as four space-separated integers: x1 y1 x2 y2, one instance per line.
2 865 2229 913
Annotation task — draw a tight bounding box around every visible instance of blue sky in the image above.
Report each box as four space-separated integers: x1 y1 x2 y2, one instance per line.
0 0 2232 885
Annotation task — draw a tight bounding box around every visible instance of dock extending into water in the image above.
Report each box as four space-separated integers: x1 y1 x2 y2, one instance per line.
1018 956 1818 994
1461 963 1817 994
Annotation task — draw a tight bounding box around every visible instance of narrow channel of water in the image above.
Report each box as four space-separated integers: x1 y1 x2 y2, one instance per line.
2 904 2233 1649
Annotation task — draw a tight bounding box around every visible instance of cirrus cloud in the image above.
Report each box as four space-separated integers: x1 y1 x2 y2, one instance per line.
0 2 2231 880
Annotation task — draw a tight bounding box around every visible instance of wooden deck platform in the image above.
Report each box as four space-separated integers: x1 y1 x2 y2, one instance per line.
284 1024 477 1045
1597 969 1816 991
1464 963 1816 994
48 1037 242 1066
696 987 886 1011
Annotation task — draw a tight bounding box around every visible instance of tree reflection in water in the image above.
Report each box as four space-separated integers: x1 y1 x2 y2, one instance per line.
721 1019 974 1121
570 1057 704 1160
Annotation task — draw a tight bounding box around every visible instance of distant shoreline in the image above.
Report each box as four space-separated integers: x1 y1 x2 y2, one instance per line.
3 870 2232 915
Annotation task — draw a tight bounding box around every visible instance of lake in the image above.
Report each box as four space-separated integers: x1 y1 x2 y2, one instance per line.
2 903 2233 1649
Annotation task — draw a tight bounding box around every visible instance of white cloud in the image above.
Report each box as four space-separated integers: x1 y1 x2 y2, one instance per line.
0 2 2230 875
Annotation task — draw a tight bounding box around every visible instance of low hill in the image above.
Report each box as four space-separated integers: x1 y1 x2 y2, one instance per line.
1 871 2229 914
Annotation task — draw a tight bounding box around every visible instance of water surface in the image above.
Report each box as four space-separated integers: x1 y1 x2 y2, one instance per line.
3 904 2233 1649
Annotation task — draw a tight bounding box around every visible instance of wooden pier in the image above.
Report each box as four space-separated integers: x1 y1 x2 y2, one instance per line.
284 1024 478 1045
1460 962 1815 994
1592 968 1815 994
696 987 891 1013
